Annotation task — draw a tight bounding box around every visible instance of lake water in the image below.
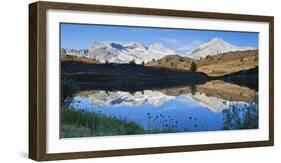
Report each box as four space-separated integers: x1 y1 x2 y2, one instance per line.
69 81 258 133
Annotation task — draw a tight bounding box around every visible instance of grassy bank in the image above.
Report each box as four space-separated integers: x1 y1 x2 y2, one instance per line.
222 96 258 130
61 107 145 138
61 107 180 138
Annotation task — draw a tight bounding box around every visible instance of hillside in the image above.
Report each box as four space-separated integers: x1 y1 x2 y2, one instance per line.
197 49 258 76
146 49 258 77
61 54 100 64
145 55 194 70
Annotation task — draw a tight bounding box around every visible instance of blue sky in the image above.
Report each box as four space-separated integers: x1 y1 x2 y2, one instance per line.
60 23 258 52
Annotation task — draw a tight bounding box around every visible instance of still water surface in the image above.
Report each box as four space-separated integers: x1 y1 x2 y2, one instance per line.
69 81 258 132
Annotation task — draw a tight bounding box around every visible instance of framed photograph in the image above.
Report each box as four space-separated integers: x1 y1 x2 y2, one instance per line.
29 1 274 161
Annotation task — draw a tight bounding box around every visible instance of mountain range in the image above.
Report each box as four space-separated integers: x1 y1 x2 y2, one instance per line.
61 37 256 63
61 42 177 64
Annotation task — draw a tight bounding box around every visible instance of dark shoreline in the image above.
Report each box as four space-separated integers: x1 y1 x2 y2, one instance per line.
213 67 258 91
61 61 209 91
61 61 258 91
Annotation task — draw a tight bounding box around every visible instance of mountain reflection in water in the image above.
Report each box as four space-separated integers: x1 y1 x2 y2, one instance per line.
69 80 258 132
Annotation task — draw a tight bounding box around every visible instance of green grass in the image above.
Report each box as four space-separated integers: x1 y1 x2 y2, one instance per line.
60 107 181 138
61 107 145 138
61 125 92 138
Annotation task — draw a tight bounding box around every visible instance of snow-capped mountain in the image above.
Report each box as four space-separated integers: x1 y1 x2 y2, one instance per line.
188 37 256 60
61 41 177 64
